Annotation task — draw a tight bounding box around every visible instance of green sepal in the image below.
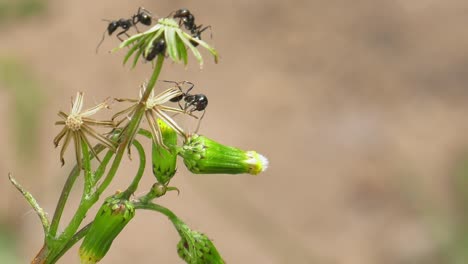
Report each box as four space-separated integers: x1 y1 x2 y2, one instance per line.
79 195 135 264
152 118 178 185
178 134 268 175
174 218 224 264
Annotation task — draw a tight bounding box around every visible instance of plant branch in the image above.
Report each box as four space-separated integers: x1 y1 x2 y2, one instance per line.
96 54 165 196
81 141 93 196
8 173 50 234
49 144 106 238
133 201 177 221
121 139 146 199
48 222 92 264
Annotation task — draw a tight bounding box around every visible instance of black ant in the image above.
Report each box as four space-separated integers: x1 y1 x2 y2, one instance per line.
164 81 208 113
163 80 208 132
170 8 212 47
96 7 154 53
172 9 195 31
143 39 166 61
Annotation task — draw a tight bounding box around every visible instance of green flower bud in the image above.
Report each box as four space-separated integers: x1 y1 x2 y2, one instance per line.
175 220 224 264
152 119 178 184
79 196 135 264
178 134 268 175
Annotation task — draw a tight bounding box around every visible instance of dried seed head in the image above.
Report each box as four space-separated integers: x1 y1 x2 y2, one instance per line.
65 114 83 131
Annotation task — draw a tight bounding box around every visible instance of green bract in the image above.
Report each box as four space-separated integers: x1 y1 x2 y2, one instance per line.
178 134 269 175
174 218 224 264
152 119 178 185
115 17 219 68
79 196 135 264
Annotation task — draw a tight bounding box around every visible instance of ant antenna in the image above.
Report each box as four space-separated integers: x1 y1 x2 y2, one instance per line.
96 19 113 54
166 10 176 18
95 28 108 54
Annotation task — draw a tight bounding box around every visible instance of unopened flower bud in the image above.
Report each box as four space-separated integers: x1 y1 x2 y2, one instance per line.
175 220 224 264
79 196 135 264
178 134 268 175
152 119 178 184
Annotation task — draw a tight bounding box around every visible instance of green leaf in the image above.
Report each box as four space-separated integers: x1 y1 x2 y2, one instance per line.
177 31 203 67
182 31 219 64
123 42 142 65
165 27 180 63
132 45 144 69
123 33 153 66
175 32 188 66
116 33 143 50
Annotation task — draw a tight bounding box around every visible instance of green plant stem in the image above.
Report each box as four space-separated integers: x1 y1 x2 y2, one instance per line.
48 222 92 264
41 53 165 264
81 141 92 196
121 139 146 199
142 54 165 101
8 173 50 234
96 54 164 196
47 145 112 262
94 149 114 183
134 201 177 221
46 54 165 263
49 144 106 238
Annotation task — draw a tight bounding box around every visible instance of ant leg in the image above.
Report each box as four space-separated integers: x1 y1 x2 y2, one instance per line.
181 81 195 94
95 28 108 54
199 25 213 39
194 110 206 134
166 10 175 18
134 24 141 33
139 7 153 16
116 29 130 42
161 80 183 91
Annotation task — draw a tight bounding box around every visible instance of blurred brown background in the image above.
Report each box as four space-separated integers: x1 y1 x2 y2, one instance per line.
2 0 468 263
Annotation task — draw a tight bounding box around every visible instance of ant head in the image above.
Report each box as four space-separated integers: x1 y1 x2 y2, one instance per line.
107 21 120 35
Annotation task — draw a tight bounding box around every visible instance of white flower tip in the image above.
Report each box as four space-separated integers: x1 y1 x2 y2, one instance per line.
246 151 269 175
258 153 269 172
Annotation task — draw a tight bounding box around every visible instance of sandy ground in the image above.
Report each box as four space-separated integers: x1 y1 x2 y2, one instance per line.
2 0 468 263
